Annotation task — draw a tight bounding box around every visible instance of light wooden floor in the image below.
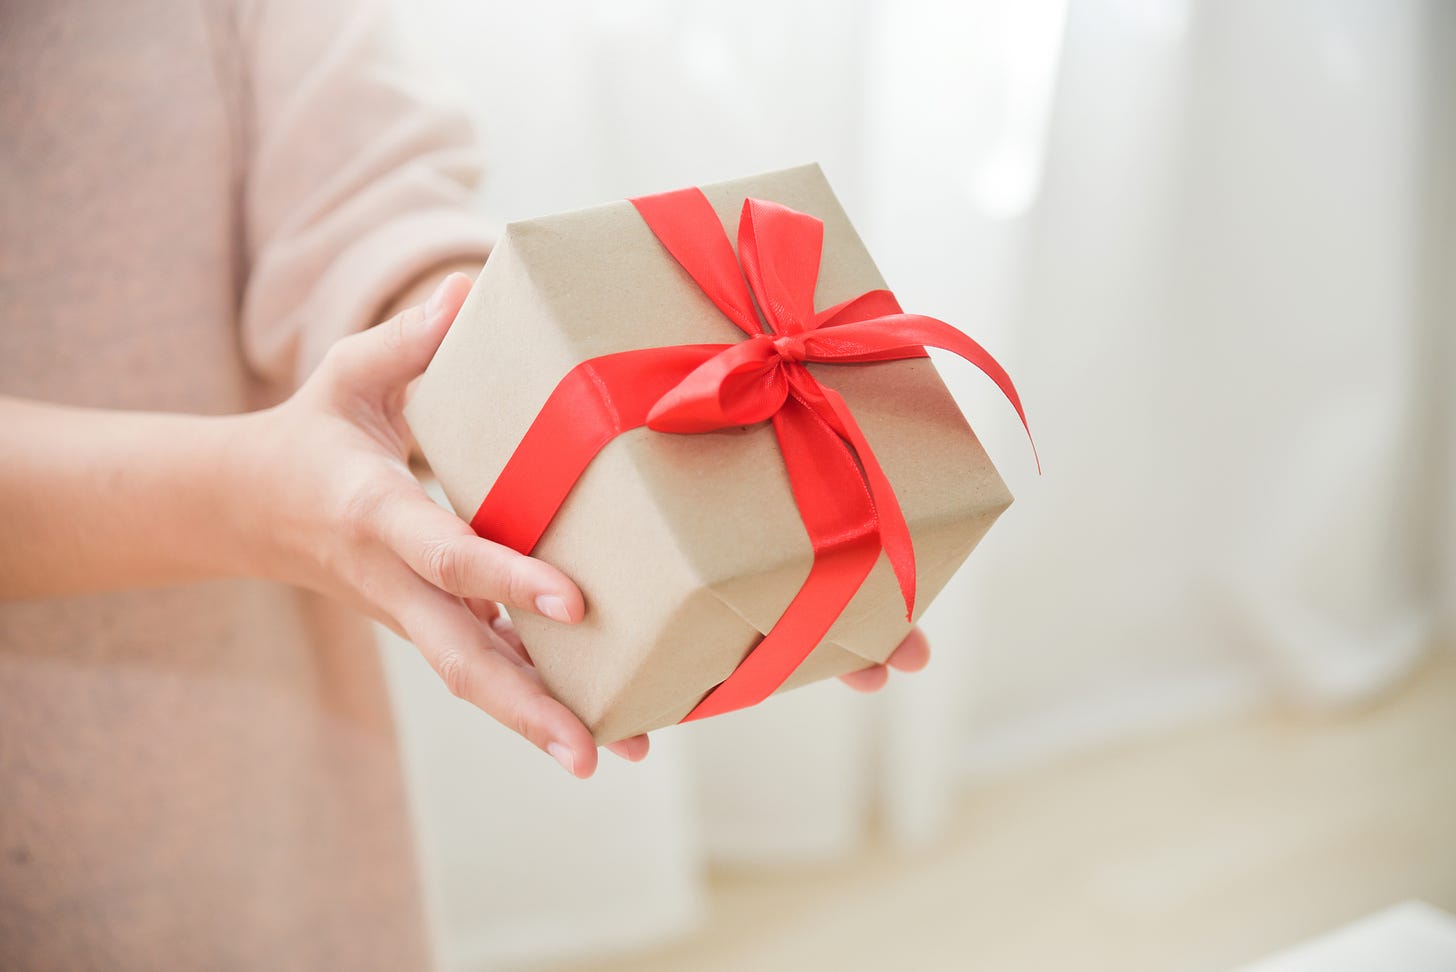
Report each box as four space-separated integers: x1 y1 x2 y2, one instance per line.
560 651 1456 972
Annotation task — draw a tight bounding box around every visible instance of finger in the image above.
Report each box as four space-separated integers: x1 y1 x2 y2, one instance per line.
373 487 585 623
839 663 890 693
470 603 532 667
886 627 931 673
466 597 501 626
324 272 473 395
485 609 533 667
393 580 599 779
605 734 650 762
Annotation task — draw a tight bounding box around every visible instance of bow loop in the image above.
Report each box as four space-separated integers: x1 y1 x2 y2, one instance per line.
738 198 823 336
645 335 788 433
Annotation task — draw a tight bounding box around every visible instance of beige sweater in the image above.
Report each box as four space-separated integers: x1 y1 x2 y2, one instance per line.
0 2 493 967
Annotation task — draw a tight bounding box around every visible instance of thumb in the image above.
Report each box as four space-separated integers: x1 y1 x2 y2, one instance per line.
325 272 473 395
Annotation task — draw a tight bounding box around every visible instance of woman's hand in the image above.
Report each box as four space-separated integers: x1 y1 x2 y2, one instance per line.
228 274 643 778
838 626 931 692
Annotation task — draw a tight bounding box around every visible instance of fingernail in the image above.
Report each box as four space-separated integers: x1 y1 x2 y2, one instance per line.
547 742 576 777
424 276 453 319
534 594 571 623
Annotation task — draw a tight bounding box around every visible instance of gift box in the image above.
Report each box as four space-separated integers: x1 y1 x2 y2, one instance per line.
405 164 1029 744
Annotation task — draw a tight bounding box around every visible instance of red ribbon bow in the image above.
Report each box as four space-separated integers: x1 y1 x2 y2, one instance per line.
471 187 1034 723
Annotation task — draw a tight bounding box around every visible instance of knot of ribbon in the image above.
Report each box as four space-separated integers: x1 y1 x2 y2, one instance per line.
471 187 1034 724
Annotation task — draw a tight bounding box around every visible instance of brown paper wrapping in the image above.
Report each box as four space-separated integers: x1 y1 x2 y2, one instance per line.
405 164 1012 744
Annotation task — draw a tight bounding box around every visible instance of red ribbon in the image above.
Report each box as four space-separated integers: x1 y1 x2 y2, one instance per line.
471 187 1035 724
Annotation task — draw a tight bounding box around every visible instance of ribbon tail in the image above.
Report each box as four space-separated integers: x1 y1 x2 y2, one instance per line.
814 383 917 620
681 395 882 721
922 322 1040 475
470 345 728 552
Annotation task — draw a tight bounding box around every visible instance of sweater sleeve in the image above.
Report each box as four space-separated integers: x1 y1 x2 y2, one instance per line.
236 0 492 387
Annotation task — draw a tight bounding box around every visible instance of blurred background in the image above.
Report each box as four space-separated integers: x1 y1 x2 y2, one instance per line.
372 1 1455 969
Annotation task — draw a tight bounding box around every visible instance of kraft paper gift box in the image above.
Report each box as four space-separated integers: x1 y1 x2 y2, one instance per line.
405 164 1021 745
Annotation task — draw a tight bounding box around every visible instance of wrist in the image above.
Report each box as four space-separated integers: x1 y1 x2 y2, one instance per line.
204 407 290 583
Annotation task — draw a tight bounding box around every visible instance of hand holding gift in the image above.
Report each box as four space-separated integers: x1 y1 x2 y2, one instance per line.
216 274 634 774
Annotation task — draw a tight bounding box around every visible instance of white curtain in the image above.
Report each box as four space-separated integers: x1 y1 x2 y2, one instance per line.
377 2 1453 968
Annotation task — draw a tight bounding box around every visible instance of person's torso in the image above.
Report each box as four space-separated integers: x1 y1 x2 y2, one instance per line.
0 5 429 967
0 0 251 413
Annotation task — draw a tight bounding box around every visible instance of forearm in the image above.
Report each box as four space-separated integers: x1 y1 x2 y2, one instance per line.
0 261 481 601
0 396 259 598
